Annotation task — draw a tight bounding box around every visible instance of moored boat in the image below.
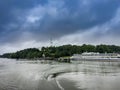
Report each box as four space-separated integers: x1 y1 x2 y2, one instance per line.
70 52 120 61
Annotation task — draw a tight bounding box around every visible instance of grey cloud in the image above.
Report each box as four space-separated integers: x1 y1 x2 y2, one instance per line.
28 0 120 40
0 0 120 44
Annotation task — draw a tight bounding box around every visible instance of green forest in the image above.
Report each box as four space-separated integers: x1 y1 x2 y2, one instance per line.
1 44 120 59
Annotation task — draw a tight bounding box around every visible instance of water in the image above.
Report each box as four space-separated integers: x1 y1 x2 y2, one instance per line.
0 58 120 90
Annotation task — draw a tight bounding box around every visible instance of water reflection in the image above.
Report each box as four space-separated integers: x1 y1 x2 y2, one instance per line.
0 58 120 90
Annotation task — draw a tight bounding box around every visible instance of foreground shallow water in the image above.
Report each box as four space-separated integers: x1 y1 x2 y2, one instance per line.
0 58 120 90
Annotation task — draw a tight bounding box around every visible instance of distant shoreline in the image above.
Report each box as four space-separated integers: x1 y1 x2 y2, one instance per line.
1 44 120 63
1 57 120 63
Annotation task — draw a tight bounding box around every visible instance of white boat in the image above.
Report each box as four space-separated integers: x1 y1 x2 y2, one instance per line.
70 52 120 61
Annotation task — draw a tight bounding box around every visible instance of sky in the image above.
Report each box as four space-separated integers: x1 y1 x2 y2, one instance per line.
0 0 120 54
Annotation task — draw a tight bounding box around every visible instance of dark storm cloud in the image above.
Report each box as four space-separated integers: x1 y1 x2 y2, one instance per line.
0 0 47 43
0 0 120 44
29 0 120 39
0 0 47 26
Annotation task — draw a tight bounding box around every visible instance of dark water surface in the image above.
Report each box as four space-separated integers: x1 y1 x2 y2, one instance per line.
0 58 120 90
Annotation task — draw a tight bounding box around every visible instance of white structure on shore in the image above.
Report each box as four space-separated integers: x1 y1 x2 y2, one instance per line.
71 52 120 60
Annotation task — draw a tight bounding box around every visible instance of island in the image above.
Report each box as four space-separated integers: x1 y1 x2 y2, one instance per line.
1 44 120 62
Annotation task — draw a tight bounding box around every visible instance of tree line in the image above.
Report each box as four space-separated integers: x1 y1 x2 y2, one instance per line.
1 44 120 59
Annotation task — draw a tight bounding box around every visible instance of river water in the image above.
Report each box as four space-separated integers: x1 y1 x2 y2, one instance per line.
0 58 120 90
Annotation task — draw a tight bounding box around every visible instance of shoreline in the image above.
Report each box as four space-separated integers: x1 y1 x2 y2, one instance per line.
1 57 120 63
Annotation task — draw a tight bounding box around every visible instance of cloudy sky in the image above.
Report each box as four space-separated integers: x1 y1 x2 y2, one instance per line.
0 0 120 54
